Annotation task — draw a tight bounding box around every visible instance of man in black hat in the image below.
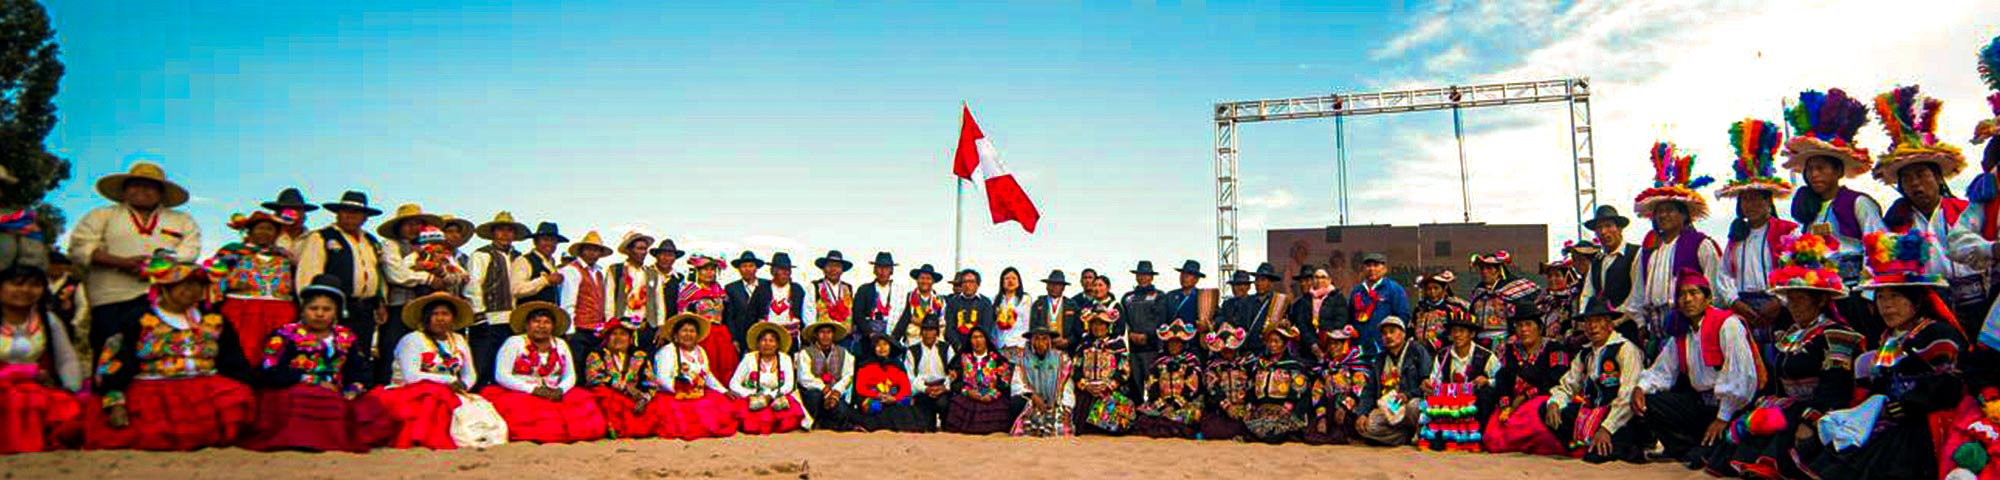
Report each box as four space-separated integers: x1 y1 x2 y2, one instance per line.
944 268 997 353
811 250 856 349
293 191 439 387
1030 270 1077 351
261 187 318 255
511 222 567 307
1240 262 1285 356
851 252 901 344
1121 261 1167 399
725 251 771 352
891 264 946 346
1218 270 1255 334
1160 260 1205 331
642 239 685 351
1579 205 1641 312
759 253 810 351
1542 298 1649 463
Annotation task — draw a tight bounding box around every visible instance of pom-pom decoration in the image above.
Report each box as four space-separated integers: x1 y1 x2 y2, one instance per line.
1768 233 1847 295
1871 85 1967 186
1718 118 1793 198
1781 89 1873 178
1633 141 1713 220
1858 229 1947 289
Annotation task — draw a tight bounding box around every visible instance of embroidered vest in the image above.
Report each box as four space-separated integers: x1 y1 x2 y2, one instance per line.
315 227 385 299
476 245 518 313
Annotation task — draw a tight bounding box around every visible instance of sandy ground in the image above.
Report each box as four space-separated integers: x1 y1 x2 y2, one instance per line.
0 432 1708 480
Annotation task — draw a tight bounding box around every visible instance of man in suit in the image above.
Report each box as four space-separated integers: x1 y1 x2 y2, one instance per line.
851 252 901 344
724 251 770 352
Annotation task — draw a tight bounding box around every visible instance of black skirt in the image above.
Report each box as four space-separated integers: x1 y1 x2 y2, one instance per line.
944 395 1016 435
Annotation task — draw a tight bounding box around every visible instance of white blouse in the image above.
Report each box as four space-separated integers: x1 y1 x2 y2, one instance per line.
493 336 575 394
392 331 478 387
653 343 726 394
729 352 797 398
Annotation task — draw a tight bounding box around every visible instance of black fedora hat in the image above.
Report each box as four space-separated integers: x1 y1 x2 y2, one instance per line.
651 239 684 256
1175 260 1205 278
1292 264 1320 281
262 188 318 213
1041 270 1069 285
1582 205 1630 230
320 191 382 216
768 252 796 269
909 264 943 282
1131 260 1159 276
527 222 569 243
731 251 765 268
814 250 854 270
1227 270 1254 285
870 251 896 266
1252 262 1281 280
1575 297 1623 322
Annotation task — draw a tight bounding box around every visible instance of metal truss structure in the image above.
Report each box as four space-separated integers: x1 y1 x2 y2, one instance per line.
1212 78 1596 279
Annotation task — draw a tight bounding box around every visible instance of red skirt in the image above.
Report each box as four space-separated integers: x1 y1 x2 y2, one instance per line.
221 298 298 367
1935 397 2000 478
83 376 254 451
240 385 364 452
477 386 607 444
736 393 806 435
587 385 661 439
1482 396 1567 456
354 381 461 450
700 330 740 382
0 377 83 454
653 388 739 440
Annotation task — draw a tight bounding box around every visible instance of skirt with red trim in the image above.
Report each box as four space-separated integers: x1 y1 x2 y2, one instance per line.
83 376 254 451
737 393 807 435
240 384 365 452
1482 396 1566 456
353 381 462 450
220 298 297 367
586 385 661 439
0 377 82 454
653 388 739 440
477 386 607 444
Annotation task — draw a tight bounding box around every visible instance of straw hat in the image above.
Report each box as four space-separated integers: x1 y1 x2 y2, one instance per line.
402 293 475 331
746 321 793 353
616 231 656 253
376 204 443 239
804 318 850 343
508 301 572 335
475 211 529 241
567 230 613 257
439 215 476 236
226 211 295 231
95 162 190 207
663 312 713 343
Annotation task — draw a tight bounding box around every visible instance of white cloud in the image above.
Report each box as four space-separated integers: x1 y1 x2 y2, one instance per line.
1425 44 1471 72
1242 188 1297 208
1371 17 1448 60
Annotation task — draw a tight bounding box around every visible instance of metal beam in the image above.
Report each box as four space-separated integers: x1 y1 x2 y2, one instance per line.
1215 119 1240 280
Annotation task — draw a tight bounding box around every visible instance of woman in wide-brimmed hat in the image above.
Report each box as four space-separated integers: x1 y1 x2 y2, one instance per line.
476 301 607 444
0 263 85 454
357 292 482 450
1482 302 1575 457
1243 321 1309 443
730 321 809 434
83 254 255 451
649 312 739 440
1198 322 1252 441
240 274 368 453
1132 318 1202 440
583 315 661 439
214 210 300 367
1716 233 1860 478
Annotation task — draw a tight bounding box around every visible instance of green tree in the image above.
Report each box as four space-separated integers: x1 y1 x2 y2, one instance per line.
0 0 69 217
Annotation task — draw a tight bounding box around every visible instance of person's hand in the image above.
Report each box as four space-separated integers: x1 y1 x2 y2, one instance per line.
450 380 470 394
1342 397 1357 411
823 393 839 409
118 256 148 275
1542 402 1563 431
56 285 75 309
1590 431 1615 456
545 272 563 285
1794 422 1816 443
1473 376 1489 389
1701 419 1728 446
1422 380 1436 396
533 386 561 400
375 305 389 326
876 392 893 403
926 385 946 397
106 404 130 428
1030 394 1047 411
1631 389 1648 414
429 275 449 289
1127 333 1146 346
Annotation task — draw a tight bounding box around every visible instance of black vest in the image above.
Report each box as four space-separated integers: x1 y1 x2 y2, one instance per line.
316 226 385 300
1592 244 1639 307
523 251 560 305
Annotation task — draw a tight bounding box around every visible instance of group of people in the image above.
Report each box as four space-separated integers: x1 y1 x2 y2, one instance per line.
4 37 2000 480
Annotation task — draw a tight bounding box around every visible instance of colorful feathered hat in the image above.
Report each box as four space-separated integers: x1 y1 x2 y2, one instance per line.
1767 233 1846 295
1858 229 1947 289
1633 142 1713 220
1717 119 1792 198
1781 89 1873 178
1870 85 1965 186
1975 36 2000 146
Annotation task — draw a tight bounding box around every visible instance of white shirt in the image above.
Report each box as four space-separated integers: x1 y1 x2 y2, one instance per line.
908 341 952 388
1547 334 1645 433
766 281 815 327
729 352 797 398
1723 224 1772 295
1814 193 1887 258
68 204 202 306
1910 206 1973 279
1620 231 1729 317
994 293 1033 350
868 280 901 319
652 343 726 394
1637 313 1759 421
493 336 576 394
392 331 478 387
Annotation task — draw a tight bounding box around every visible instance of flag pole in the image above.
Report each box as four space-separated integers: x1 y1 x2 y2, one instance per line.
954 178 965 273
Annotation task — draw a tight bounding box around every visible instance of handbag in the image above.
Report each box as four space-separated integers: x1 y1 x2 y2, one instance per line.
450 394 510 449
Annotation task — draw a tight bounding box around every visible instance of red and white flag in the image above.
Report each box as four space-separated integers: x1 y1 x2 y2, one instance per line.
953 105 1041 233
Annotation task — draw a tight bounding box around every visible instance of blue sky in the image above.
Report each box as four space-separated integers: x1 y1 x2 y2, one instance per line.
41 0 2000 286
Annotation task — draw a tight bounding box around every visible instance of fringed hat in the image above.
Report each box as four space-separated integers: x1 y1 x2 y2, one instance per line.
1768 233 1847 295
1156 318 1197 342
1468 251 1512 267
1858 230 1947 289
1203 322 1247 353
1975 36 2000 146
1781 89 1873 178
1870 85 1966 186
1633 142 1714 220
1717 119 1792 198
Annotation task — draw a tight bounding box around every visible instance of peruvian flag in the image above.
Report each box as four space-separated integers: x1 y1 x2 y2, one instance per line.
953 105 1041 233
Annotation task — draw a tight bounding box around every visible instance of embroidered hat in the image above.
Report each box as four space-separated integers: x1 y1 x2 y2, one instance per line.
1781 88 1873 178
226 211 295 231
1469 251 1512 267
1870 85 1966 187
1768 233 1848 295
1156 318 1197 342
1634 142 1714 220
1204 322 1248 352
596 315 646 340
1717 118 1794 198
1858 229 1948 289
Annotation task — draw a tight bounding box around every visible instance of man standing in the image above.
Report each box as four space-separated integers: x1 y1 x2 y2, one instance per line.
371 203 456 383
1243 263 1285 356
851 252 901 344
294 191 432 387
559 230 614 372
945 269 998 352
1579 206 1640 310
725 251 770 352
259 187 316 256
1030 270 1076 351
1218 270 1255 333
1070 269 1099 307
761 252 811 350
1348 253 1410 356
606 231 658 328
464 211 529 387
1160 260 1205 333
1623 142 1728 348
1121 261 1166 399
812 250 856 349
511 222 566 306
643 239 686 351
68 163 203 353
